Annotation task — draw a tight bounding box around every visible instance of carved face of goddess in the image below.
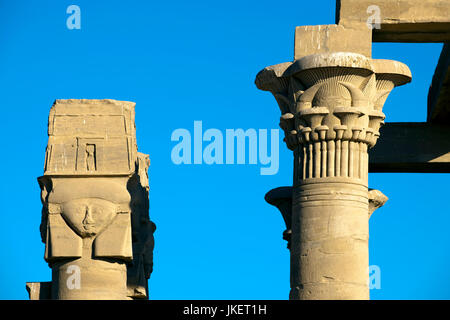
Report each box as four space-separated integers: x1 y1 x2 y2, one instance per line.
61 198 117 238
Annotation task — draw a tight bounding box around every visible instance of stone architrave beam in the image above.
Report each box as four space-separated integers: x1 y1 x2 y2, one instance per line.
336 0 450 42
369 122 450 172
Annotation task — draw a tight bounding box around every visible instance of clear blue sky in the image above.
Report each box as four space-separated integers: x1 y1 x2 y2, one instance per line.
0 0 448 300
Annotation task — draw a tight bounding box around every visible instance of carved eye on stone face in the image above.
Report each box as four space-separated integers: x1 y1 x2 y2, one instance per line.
61 198 117 238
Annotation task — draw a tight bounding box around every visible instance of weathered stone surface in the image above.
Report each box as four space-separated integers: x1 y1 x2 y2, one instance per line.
265 185 388 255
127 152 156 299
265 187 292 249
44 99 137 176
256 30 411 299
368 189 388 218
294 24 372 59
336 0 450 42
26 282 51 300
256 53 412 160
428 44 450 124
28 99 156 300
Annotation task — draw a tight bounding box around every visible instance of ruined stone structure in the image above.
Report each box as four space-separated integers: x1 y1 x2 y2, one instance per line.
257 0 450 300
26 99 155 300
24 0 449 301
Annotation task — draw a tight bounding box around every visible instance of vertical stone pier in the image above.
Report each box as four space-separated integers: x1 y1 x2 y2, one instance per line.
256 26 411 299
27 99 156 300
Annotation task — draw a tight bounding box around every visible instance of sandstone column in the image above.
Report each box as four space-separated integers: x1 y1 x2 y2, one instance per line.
27 99 155 300
256 25 411 299
265 187 293 250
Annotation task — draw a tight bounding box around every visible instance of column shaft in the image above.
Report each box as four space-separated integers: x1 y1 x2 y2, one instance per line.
290 179 369 299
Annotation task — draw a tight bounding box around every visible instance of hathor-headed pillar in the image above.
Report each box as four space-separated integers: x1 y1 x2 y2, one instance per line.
256 25 411 299
26 99 156 300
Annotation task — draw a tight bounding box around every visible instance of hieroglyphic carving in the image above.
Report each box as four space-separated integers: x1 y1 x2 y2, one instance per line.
256 53 411 184
29 99 155 300
44 99 136 175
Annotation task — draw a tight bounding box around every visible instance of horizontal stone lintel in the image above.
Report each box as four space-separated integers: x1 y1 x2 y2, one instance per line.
336 0 450 42
369 122 450 173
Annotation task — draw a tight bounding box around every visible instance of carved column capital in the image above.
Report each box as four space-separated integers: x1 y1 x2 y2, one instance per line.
256 52 411 183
